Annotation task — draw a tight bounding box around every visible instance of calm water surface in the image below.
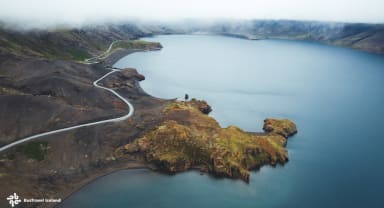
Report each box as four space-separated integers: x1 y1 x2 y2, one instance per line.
60 35 384 208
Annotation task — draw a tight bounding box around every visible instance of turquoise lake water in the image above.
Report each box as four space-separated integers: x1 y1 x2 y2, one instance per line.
60 35 384 208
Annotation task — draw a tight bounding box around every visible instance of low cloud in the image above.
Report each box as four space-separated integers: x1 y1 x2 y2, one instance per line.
0 0 383 29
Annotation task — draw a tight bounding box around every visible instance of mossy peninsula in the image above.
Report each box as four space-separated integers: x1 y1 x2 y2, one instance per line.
122 100 297 182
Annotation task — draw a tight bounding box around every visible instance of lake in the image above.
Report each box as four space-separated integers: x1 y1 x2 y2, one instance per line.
60 35 384 208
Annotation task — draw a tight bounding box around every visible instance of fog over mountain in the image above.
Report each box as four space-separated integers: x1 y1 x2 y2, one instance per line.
0 0 383 29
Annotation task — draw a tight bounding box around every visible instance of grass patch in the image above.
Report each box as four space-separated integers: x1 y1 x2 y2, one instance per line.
17 141 49 161
67 48 91 60
6 153 15 160
124 100 294 182
112 40 161 50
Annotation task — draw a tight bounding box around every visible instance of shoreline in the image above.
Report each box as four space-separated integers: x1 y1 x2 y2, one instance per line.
2 39 291 208
58 164 211 207
103 48 142 67
0 45 165 208
191 32 384 55
57 161 151 207
55 46 163 207
214 32 384 55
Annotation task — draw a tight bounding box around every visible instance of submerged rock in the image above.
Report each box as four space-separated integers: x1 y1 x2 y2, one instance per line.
123 100 297 182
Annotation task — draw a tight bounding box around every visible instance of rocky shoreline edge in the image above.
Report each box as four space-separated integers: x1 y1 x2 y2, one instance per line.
103 46 298 182
0 45 297 208
60 47 297 205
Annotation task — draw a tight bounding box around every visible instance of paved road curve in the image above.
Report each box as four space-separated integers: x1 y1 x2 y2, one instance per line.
84 40 120 64
0 42 134 152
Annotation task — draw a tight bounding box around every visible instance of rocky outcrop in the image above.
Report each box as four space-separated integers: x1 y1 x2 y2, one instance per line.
101 68 145 90
123 100 297 182
188 98 212 114
263 118 297 138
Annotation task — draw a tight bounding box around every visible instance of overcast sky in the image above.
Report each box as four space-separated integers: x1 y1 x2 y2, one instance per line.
0 0 383 28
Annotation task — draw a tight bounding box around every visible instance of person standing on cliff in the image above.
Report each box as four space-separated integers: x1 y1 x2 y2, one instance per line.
185 94 189 101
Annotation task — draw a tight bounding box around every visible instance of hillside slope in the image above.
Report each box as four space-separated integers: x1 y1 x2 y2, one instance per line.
0 23 165 60
179 20 384 54
0 24 164 146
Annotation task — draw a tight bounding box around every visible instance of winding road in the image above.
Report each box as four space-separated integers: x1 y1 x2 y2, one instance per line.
84 40 120 64
0 41 134 152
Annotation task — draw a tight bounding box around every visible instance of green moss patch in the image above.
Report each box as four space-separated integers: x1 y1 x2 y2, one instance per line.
16 141 49 161
123 100 296 182
112 40 162 51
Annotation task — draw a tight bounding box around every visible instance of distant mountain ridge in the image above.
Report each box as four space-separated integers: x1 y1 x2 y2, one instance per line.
0 23 168 60
178 20 384 54
1 20 383 56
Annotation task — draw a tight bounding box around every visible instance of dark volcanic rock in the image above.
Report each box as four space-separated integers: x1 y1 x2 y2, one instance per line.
120 68 146 81
0 54 127 145
0 52 169 208
100 68 145 90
